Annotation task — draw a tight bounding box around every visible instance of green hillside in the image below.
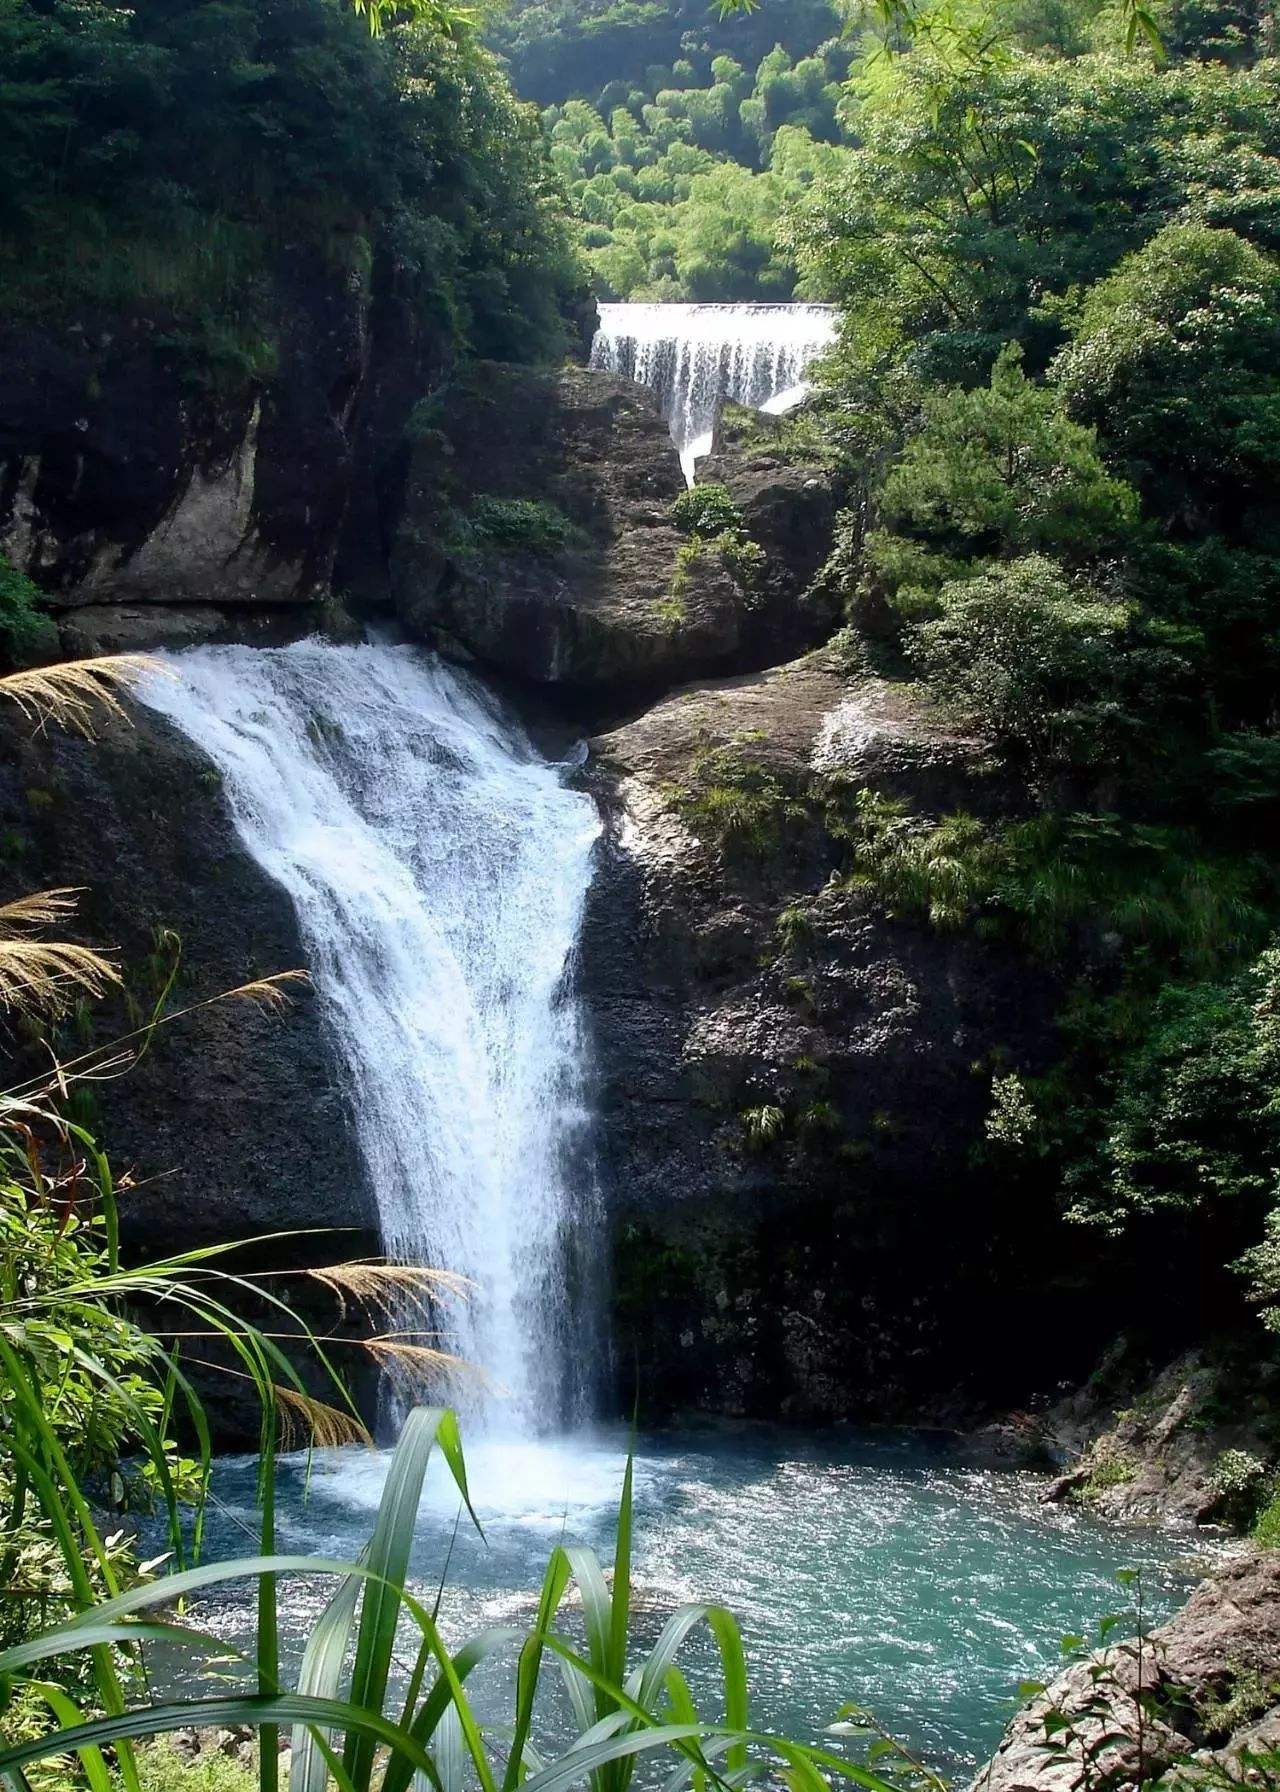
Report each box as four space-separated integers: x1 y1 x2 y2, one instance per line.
487 0 856 298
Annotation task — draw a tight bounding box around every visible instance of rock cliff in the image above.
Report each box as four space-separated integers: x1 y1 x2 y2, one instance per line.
0 705 376 1261
389 363 839 694
0 248 449 656
578 644 1061 1419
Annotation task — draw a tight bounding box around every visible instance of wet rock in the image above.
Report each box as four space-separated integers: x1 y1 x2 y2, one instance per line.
0 705 378 1439
580 647 1060 1421
972 1553 1280 1792
1033 1344 1280 1526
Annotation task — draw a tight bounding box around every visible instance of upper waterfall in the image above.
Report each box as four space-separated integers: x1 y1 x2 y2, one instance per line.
140 638 602 1435
590 301 837 482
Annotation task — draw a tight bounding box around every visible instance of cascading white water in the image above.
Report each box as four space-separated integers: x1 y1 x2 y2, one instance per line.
140 638 602 1435
590 301 837 483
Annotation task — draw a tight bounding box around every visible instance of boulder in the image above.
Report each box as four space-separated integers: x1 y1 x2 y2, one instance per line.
972 1552 1280 1792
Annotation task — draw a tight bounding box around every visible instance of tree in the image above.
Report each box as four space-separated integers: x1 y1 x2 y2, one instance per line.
1051 223 1280 517
865 345 1138 612
790 52 1280 404
906 555 1131 765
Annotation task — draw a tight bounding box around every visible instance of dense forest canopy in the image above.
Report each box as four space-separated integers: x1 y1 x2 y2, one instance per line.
0 0 582 374
486 0 856 296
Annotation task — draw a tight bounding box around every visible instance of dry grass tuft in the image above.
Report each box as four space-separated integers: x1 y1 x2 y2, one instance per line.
0 887 120 1017
0 888 83 931
274 1384 373 1452
364 1335 485 1401
0 940 122 1016
0 655 165 738
308 1261 473 1323
224 970 311 1012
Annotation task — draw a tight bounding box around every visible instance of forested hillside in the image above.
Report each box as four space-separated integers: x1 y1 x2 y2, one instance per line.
0 0 579 380
486 0 855 296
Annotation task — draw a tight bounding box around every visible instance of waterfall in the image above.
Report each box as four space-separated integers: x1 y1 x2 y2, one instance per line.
140 638 602 1435
590 301 837 483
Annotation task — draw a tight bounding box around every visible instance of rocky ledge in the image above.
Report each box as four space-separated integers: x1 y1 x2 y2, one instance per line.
579 644 1062 1419
389 363 839 694
974 1550 1280 1792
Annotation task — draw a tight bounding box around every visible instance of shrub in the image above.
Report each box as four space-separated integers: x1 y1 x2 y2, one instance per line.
1207 1448 1272 1529
841 792 1004 931
464 495 583 556
907 556 1131 767
673 482 743 537
871 346 1139 606
0 556 57 670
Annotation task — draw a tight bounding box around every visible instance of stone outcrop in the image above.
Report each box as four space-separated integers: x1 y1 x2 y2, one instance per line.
973 1551 1280 1792
0 246 450 654
389 363 839 694
579 645 1060 1420
0 705 376 1264
1028 1344 1280 1526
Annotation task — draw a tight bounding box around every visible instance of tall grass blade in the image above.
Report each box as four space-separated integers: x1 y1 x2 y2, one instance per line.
290 1569 365 1792
342 1408 476 1792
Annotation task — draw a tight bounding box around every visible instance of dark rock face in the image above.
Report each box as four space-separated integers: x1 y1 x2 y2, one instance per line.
389 363 840 695
0 249 449 651
0 708 376 1265
972 1551 1280 1792
579 648 1060 1422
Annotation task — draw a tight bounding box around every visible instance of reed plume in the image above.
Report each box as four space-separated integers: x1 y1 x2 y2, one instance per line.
0 886 120 1017
0 654 164 737
308 1261 472 1322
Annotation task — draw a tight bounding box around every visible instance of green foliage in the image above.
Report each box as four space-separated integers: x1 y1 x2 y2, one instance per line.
906 556 1132 768
842 793 1004 930
1206 1448 1272 1527
461 495 584 557
1255 1490 1280 1547
1078 1446 1138 1499
742 1102 787 1148
1063 943 1280 1256
672 743 809 857
524 3 855 299
673 482 744 536
135 1743 258 1792
985 1072 1039 1151
0 557 57 672
1051 223 1280 513
870 348 1139 608
794 52 1280 404
0 0 581 372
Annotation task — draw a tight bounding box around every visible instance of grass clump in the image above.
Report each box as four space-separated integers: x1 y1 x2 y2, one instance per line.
672 743 809 860
1078 1445 1138 1501
1254 1491 1280 1548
